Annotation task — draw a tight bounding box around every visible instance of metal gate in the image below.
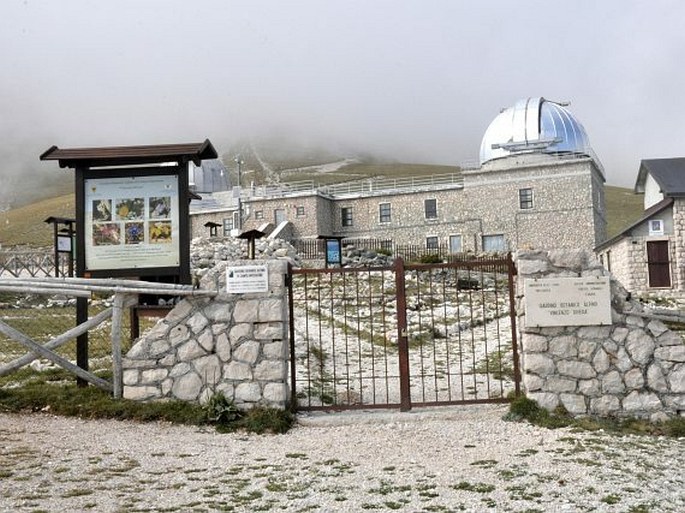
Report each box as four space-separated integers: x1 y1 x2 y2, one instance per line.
288 254 520 411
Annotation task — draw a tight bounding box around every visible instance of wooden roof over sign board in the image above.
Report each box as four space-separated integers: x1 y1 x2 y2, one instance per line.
40 139 218 168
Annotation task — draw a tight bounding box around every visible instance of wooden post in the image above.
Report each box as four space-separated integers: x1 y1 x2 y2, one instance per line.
111 293 135 399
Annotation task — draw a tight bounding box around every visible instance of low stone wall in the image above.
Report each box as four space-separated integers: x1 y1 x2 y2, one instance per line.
123 260 290 409
517 250 685 421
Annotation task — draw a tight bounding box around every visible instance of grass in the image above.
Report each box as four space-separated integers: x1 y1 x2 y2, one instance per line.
605 185 644 238
506 394 685 437
0 373 294 433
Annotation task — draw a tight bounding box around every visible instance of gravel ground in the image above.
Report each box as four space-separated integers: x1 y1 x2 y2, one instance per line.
0 405 683 512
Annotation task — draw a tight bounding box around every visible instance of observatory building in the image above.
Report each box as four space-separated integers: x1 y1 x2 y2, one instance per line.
191 97 607 254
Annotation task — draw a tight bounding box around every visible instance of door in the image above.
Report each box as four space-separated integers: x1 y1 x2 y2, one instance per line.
274 209 286 225
647 240 671 288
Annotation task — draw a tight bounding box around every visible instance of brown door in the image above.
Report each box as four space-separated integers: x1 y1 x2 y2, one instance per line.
647 241 671 288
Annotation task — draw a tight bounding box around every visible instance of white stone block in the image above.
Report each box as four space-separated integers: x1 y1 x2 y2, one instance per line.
254 322 285 340
560 393 587 415
263 382 287 404
165 300 194 324
523 354 555 376
655 345 685 363
124 385 161 401
263 341 285 359
178 340 207 361
234 300 260 323
590 395 620 416
172 372 203 401
522 373 544 392
235 382 262 403
140 368 169 385
258 298 284 322
233 340 261 364
669 363 685 393
169 324 190 347
170 362 192 378
123 369 139 386
194 354 222 385
625 331 655 366
624 368 644 389
601 370 625 394
204 302 233 323
578 379 600 396
647 363 669 392
187 312 209 334
216 333 231 361
549 336 577 359
229 323 252 345
623 391 662 412
149 339 171 358
545 376 577 393
557 361 595 379
527 392 559 411
225 361 253 380
254 360 285 381
198 329 214 352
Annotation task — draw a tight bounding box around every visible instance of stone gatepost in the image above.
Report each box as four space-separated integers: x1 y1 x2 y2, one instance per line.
123 260 290 409
517 250 685 421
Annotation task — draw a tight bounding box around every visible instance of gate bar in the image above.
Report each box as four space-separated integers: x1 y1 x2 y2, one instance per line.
394 258 411 412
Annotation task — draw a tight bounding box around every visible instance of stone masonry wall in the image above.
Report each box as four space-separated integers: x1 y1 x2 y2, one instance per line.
123 259 290 409
517 250 685 421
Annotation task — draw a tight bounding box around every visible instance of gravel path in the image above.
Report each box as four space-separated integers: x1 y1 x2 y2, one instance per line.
1 405 683 512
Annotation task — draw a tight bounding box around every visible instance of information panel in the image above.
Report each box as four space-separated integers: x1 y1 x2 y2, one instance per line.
84 175 180 271
524 277 611 327
227 265 269 294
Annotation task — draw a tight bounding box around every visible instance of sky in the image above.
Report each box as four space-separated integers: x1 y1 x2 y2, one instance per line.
2 0 685 202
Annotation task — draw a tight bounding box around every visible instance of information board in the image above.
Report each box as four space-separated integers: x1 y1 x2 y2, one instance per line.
83 175 180 271
226 265 269 293
524 277 611 327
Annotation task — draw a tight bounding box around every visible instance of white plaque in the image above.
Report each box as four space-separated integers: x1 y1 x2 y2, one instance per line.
227 265 269 293
525 277 611 327
57 235 72 252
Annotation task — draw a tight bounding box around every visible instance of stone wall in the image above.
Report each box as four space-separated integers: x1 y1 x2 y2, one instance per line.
123 259 290 409
517 250 685 421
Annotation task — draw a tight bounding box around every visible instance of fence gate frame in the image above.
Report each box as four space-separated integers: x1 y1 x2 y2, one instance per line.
288 254 520 412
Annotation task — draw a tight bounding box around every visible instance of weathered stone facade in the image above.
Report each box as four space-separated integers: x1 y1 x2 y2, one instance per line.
191 153 606 254
517 250 685 421
123 260 290 409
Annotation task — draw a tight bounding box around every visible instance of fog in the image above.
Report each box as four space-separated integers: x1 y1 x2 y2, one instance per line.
2 0 685 206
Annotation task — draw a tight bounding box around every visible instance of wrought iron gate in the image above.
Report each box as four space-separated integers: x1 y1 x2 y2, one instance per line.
288 255 520 411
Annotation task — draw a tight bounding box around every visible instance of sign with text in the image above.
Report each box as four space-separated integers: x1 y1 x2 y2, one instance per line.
525 277 611 327
226 265 269 294
84 174 180 271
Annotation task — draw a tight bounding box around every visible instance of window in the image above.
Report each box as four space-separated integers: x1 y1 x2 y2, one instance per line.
222 218 233 235
425 198 437 219
341 207 353 227
482 234 505 252
519 188 533 209
649 219 664 236
233 211 241 231
254 210 263 220
426 236 439 249
449 235 462 253
296 206 305 217
379 203 391 223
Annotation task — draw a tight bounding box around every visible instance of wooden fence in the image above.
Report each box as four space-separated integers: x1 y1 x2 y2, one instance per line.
0 249 71 278
0 277 216 398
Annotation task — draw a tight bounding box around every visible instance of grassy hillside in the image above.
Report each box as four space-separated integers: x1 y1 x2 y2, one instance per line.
0 179 643 249
0 194 75 247
605 185 643 239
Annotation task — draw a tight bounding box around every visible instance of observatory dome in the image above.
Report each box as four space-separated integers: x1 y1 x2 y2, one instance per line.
479 97 594 166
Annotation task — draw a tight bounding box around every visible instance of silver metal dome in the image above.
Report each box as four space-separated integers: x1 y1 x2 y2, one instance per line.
479 97 593 165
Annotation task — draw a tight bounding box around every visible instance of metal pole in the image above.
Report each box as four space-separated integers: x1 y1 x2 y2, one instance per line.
234 156 244 231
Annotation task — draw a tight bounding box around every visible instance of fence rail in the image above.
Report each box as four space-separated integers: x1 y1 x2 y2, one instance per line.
0 249 71 278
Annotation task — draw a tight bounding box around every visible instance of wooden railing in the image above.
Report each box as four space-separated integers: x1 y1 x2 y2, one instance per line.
0 277 216 398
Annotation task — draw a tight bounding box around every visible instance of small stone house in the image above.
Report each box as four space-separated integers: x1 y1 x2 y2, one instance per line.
190 97 607 254
597 158 685 297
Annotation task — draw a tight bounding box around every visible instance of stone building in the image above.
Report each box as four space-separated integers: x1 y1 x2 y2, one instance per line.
191 97 607 253
597 158 685 297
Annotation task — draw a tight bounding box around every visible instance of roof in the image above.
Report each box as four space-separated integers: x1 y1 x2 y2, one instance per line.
635 158 685 196
40 139 217 168
596 197 674 251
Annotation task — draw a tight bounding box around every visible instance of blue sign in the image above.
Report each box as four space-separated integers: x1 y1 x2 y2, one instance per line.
326 239 341 265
